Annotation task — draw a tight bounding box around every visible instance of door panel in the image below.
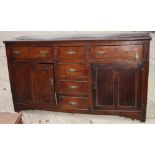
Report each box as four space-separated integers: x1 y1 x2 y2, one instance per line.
95 68 115 107
32 64 55 106
118 68 136 107
12 63 34 104
117 66 142 110
93 62 143 111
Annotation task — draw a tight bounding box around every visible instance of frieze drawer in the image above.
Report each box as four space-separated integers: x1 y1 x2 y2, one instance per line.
93 45 143 60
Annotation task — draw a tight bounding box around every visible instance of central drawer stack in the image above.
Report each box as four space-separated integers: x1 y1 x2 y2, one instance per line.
56 46 89 111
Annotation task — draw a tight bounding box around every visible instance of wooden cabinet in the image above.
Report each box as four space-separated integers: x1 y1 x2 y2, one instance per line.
4 32 151 122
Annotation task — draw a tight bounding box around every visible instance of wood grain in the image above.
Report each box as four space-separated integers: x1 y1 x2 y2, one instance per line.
4 32 151 122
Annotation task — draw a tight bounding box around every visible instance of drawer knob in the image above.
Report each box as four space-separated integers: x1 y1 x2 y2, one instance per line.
68 85 79 89
96 51 106 55
39 51 49 55
67 68 77 72
68 101 79 106
135 52 139 61
66 50 77 55
14 51 21 55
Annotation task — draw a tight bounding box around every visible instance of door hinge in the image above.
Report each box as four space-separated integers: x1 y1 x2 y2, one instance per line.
93 81 96 90
141 62 145 72
55 93 58 106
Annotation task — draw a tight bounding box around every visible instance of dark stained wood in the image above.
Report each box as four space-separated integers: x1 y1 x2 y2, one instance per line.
57 46 86 62
4 32 152 122
57 76 88 81
141 44 150 122
93 62 143 111
93 45 143 60
11 63 55 108
58 96 88 110
9 46 54 63
93 64 115 109
57 81 88 94
30 47 53 59
118 66 142 110
32 64 55 107
58 63 87 77
11 63 34 105
10 47 30 59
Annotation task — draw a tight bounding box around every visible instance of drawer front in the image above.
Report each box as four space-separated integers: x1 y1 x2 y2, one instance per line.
11 47 30 59
59 64 87 76
59 97 88 110
94 45 143 60
30 47 53 59
57 81 88 93
58 47 86 61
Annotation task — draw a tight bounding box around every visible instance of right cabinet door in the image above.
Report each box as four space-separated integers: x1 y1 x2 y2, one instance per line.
93 62 143 111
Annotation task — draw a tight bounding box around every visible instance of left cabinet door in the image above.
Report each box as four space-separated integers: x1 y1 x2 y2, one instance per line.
11 63 55 110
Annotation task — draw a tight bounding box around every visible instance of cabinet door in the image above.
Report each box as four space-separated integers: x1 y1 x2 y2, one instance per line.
11 63 55 107
32 64 55 106
93 62 143 111
12 63 34 105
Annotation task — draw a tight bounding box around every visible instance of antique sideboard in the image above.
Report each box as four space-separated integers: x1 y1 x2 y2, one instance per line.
4 32 152 122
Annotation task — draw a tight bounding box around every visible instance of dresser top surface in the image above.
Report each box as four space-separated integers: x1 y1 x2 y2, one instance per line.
4 32 152 43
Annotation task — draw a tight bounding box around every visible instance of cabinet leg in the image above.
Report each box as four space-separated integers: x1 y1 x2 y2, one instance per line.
14 106 21 113
140 115 146 122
